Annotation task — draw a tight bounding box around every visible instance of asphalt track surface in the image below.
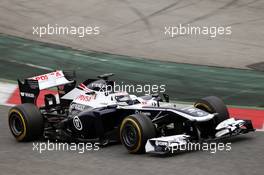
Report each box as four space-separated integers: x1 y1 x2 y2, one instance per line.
1 0 264 69
0 105 263 175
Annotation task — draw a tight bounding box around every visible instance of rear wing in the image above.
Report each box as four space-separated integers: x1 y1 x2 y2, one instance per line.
18 70 76 104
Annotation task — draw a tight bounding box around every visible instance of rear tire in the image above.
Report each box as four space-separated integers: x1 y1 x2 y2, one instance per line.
120 114 156 154
8 103 44 141
194 96 229 124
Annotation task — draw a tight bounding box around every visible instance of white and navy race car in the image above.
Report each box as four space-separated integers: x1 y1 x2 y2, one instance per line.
8 70 255 154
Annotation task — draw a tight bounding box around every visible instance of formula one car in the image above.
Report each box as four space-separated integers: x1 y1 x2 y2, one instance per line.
8 70 255 154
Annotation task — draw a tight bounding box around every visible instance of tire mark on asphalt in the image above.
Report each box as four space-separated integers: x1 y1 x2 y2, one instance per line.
150 0 204 16
144 0 244 44
111 0 204 36
178 0 261 29
183 0 239 25
0 24 23 33
117 0 153 35
234 0 264 10
110 0 182 33
226 17 264 26
0 6 30 19
125 0 238 44
236 0 260 8
8 0 54 18
220 39 264 49
146 0 185 18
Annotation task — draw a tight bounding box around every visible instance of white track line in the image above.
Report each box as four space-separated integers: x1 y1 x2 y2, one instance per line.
8 60 53 71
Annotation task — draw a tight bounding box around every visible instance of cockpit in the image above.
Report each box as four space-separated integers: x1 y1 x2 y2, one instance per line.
115 93 141 106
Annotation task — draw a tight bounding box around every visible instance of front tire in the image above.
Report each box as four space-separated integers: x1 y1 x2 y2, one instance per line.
8 103 44 141
120 114 156 154
194 96 229 124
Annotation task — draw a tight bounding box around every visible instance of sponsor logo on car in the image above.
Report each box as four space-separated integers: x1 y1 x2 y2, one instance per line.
20 92 35 98
73 116 83 131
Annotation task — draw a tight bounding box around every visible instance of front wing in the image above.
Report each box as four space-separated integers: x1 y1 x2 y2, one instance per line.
145 118 255 154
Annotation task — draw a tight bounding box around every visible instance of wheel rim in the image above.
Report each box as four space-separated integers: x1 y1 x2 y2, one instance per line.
122 122 139 147
195 103 213 113
9 113 24 136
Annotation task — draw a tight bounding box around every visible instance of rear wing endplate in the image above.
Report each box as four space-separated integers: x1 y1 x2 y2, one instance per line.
18 70 76 104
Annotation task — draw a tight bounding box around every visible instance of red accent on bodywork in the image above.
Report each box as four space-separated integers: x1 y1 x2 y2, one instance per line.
6 87 57 107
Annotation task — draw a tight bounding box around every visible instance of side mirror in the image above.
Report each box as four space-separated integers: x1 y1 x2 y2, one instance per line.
107 104 118 108
85 91 95 95
152 93 159 98
163 94 170 102
152 93 161 107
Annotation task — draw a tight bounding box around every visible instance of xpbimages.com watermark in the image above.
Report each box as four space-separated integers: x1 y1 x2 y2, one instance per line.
169 142 232 154
32 24 100 37
90 82 166 95
165 24 232 38
32 141 100 154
